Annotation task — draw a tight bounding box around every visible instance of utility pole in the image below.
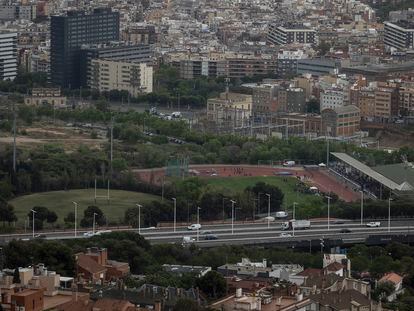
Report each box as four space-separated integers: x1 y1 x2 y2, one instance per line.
265 193 271 228
93 213 97 235
110 117 114 175
172 198 177 232
360 190 364 225
326 196 331 231
12 101 16 172
230 200 236 235
388 197 392 233
31 209 37 238
72 202 78 237
197 207 201 241
326 137 330 168
136 204 142 234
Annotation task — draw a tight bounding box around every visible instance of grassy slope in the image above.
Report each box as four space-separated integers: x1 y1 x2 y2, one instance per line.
9 189 160 226
205 176 320 209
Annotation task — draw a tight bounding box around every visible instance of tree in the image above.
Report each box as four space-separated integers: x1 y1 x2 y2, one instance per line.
80 206 105 227
13 267 20 284
372 281 395 302
46 211 58 224
64 212 75 224
196 271 226 299
0 198 17 226
249 182 285 213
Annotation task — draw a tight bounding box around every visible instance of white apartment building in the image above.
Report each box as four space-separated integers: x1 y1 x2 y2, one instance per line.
320 88 345 110
0 31 17 81
89 59 153 96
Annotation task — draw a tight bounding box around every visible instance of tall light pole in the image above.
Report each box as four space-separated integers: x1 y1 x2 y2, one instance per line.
72 201 78 237
360 190 364 226
292 202 298 237
172 198 177 232
265 193 271 228
30 209 37 238
326 196 331 231
93 212 97 235
136 204 142 234
230 200 236 235
293 202 298 219
388 197 392 233
197 207 201 241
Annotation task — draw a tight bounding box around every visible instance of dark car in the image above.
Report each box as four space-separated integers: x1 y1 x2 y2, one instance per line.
340 229 352 233
204 234 218 240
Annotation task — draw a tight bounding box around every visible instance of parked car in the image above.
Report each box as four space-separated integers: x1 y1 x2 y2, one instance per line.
340 229 352 233
366 222 381 227
187 224 202 230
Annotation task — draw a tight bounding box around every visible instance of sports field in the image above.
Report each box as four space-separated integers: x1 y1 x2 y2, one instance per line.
9 189 161 226
206 176 322 208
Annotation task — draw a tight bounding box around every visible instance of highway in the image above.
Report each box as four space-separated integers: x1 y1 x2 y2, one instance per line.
1 219 413 248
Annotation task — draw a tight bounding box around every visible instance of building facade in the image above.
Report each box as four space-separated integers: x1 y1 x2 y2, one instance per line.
268 24 316 45
50 8 120 89
25 88 67 108
320 88 345 110
89 59 153 96
0 31 17 81
384 21 414 51
80 43 152 87
321 105 360 137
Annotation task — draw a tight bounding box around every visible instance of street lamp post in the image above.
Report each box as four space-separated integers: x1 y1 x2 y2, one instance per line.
172 198 177 232
72 201 78 237
30 209 37 238
293 202 298 219
265 193 271 228
93 212 97 235
388 197 392 233
326 196 331 231
360 190 364 226
136 204 142 234
230 200 236 235
197 207 201 241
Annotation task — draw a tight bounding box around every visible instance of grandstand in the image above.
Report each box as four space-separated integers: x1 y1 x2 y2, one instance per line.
330 152 414 199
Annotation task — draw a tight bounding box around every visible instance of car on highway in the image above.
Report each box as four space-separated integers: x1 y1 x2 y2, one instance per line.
83 231 95 237
333 220 345 225
187 224 202 230
279 232 292 238
182 236 195 244
366 222 381 227
34 234 46 239
95 230 112 236
340 229 352 233
201 230 213 235
264 216 275 222
204 234 218 240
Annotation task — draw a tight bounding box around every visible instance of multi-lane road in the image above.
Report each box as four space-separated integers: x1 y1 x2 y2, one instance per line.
1 219 413 247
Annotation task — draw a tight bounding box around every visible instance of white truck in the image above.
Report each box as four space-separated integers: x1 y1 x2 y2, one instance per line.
366 221 381 227
282 220 311 230
283 161 296 167
182 236 195 244
276 211 288 218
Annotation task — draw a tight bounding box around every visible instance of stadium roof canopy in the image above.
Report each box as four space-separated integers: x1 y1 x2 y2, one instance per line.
374 163 414 190
331 152 410 191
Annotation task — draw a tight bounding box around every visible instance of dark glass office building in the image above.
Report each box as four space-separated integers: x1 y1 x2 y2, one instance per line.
50 8 120 89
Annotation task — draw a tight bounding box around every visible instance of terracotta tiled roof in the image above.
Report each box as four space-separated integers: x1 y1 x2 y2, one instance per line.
310 289 370 309
325 262 344 272
77 254 106 274
296 268 323 277
58 298 133 311
379 273 403 285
